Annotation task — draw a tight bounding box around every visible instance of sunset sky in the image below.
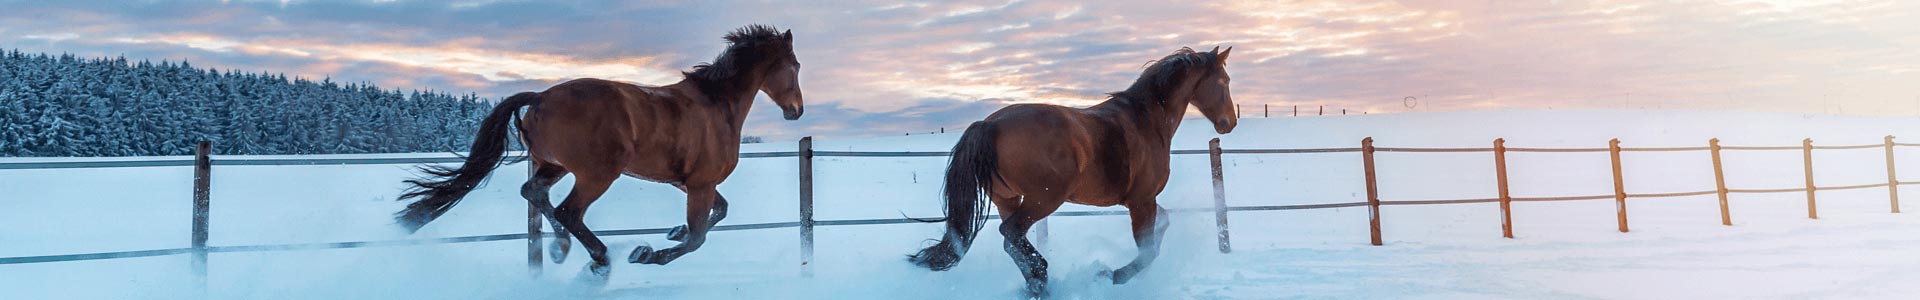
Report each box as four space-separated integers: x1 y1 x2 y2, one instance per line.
3 0 1916 140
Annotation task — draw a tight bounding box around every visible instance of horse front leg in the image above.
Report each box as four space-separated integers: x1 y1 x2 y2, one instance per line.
1106 204 1169 284
668 192 728 242
630 185 716 265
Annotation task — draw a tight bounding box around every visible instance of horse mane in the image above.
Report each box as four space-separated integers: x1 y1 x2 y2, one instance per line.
683 24 792 99
1106 47 1217 106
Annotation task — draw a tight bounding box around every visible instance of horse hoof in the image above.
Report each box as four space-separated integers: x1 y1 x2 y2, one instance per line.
628 244 655 264
1110 268 1137 285
549 238 572 264
569 263 611 288
1023 280 1050 299
592 263 612 276
666 225 688 242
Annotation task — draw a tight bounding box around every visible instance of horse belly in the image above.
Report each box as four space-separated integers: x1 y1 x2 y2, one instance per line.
1065 179 1127 207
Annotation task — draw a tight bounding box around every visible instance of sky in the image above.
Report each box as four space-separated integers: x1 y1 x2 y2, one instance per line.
2 0 1917 140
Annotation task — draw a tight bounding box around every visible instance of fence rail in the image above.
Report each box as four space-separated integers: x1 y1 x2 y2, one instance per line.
1 135 1911 287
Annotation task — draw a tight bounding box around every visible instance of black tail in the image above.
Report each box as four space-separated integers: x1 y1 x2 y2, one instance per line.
394 92 540 233
909 121 998 271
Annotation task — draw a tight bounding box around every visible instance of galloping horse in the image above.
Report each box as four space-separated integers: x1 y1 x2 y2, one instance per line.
394 25 803 277
909 47 1235 296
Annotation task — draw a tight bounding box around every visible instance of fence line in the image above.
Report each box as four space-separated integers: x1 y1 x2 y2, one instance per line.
0 135 1911 288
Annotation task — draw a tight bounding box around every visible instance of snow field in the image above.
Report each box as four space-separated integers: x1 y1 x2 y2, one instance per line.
4 109 1920 299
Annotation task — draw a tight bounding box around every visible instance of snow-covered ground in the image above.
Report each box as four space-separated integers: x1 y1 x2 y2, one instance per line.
4 109 1919 299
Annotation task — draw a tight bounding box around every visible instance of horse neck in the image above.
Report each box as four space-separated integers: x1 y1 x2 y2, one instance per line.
691 73 765 132
1092 92 1188 146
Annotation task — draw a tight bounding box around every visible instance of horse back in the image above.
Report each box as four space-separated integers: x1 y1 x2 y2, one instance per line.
982 104 1136 206
522 78 720 184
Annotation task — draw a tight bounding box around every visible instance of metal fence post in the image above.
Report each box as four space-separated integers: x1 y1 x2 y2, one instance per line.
1803 139 1818 219
1208 138 1231 253
798 136 815 276
1710 138 1732 226
1610 139 1629 233
1363 137 1383 246
1494 138 1513 238
1886 135 1901 213
192 141 211 288
526 163 542 276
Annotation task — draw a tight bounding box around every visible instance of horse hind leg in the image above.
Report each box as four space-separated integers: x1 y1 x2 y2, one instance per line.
1002 196 1064 298
554 173 617 277
522 163 573 264
1001 214 1049 297
668 191 729 242
1107 204 1169 284
632 185 719 265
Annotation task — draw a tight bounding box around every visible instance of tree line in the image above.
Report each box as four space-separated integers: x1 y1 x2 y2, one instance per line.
0 50 499 157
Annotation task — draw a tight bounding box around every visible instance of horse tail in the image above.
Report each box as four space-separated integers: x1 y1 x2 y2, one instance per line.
909 120 998 271
394 92 540 233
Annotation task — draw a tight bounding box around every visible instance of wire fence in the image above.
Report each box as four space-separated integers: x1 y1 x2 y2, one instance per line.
0 135 1911 284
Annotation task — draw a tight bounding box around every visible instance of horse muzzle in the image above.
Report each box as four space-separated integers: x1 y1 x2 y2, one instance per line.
1213 118 1236 134
783 107 804 120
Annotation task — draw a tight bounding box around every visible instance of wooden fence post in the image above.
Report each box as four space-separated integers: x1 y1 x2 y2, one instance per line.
1610 139 1629 233
1494 138 1513 238
1710 138 1732 226
192 141 211 287
1363 137 1383 246
1803 139 1818 219
1034 218 1049 252
1886 135 1901 213
798 136 815 276
1263 104 1269 118
1208 138 1231 253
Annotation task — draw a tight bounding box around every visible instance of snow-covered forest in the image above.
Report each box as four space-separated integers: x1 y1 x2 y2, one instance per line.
0 50 496 157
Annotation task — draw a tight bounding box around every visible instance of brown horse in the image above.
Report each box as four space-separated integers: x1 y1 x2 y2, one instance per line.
908 47 1235 296
394 25 803 277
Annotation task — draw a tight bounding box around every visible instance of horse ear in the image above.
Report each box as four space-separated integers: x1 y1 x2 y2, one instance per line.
782 29 793 43
1210 46 1220 54
1218 46 1232 63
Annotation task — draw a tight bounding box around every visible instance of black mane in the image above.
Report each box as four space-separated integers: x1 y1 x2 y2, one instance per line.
683 24 792 99
1107 47 1218 105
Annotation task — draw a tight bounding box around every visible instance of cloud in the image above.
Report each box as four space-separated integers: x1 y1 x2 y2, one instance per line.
1 0 1916 141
